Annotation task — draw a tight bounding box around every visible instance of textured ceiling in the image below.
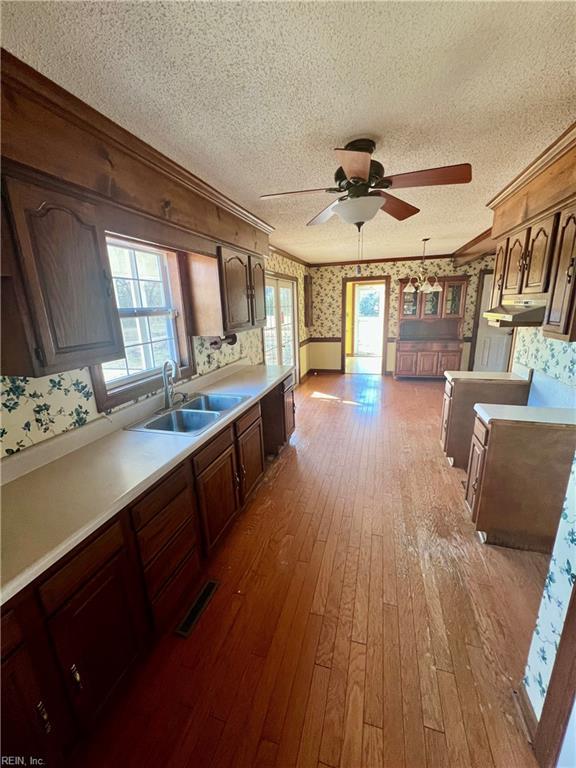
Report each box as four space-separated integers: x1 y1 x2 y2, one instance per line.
2 1 575 263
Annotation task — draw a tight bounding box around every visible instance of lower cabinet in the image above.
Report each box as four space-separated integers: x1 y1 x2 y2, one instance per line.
464 434 485 520
284 385 296 441
440 390 451 450
395 341 462 378
196 443 240 552
261 373 296 455
47 551 143 728
237 418 265 502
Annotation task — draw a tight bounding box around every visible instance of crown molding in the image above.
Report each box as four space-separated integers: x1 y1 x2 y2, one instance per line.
268 245 310 267
1 49 274 236
486 121 576 210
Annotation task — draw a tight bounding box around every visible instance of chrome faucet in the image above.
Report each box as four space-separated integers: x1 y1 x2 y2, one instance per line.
161 359 179 410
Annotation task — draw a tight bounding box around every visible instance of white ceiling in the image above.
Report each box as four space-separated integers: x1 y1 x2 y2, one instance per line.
2 1 575 264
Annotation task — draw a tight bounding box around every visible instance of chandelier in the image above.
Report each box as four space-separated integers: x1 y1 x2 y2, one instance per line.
403 238 443 294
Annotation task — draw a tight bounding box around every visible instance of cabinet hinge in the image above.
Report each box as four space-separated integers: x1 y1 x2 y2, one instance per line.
34 347 45 365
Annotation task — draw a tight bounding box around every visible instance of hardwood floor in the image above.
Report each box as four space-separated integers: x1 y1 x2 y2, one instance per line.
73 374 549 768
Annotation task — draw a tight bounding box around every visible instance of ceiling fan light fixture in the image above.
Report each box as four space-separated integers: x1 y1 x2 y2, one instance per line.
334 196 383 226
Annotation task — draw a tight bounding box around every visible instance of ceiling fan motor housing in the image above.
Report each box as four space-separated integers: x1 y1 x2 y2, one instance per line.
334 159 387 193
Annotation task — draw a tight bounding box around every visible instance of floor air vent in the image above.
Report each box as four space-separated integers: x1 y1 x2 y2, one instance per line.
175 580 219 637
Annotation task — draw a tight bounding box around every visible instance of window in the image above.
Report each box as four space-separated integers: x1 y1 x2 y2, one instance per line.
264 277 296 370
102 239 178 386
90 236 195 412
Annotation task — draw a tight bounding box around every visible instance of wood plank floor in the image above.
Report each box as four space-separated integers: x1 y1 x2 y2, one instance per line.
74 374 549 768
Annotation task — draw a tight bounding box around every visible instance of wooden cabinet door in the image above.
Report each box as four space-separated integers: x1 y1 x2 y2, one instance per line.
249 255 266 327
417 351 439 376
218 246 252 332
283 388 295 441
196 445 240 552
522 214 557 294
48 552 142 728
4 177 124 372
440 392 451 449
1 644 62 763
465 435 485 520
544 205 576 335
237 419 265 503
419 290 441 318
502 229 529 295
396 351 418 375
491 239 508 307
437 351 461 374
399 284 419 319
442 280 466 318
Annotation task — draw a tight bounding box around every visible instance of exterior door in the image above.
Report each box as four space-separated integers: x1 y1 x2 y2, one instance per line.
263 277 297 372
473 273 513 372
352 283 385 356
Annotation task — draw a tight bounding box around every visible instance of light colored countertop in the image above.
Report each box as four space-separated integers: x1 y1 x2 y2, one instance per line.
474 403 576 426
445 371 528 383
1 364 292 604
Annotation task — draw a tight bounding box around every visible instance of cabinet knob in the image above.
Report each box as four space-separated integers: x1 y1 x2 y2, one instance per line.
36 701 52 735
241 465 246 478
102 269 114 298
567 259 575 285
70 663 83 690
234 472 241 489
472 479 478 493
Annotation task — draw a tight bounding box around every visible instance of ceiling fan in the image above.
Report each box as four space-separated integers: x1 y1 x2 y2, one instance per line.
260 138 472 230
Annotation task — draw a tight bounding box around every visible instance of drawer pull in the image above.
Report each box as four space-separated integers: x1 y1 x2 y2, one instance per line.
472 479 478 493
70 663 83 690
567 259 575 284
241 465 246 479
234 472 241 490
36 701 52 734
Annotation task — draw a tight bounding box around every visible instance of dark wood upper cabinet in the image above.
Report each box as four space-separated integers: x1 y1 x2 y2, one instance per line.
3 176 124 373
442 279 466 318
250 255 266 326
490 239 508 307
543 204 576 340
47 550 143 729
218 247 252 331
501 229 529 295
522 214 557 294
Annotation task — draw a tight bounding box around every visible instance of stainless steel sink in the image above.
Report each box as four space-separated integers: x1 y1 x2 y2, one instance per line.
130 408 221 435
182 393 247 412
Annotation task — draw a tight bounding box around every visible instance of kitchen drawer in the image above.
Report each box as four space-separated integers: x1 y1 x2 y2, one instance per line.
39 522 123 615
473 417 490 446
1 610 23 658
192 426 234 475
444 379 453 397
397 341 425 351
131 465 188 530
235 402 261 437
282 373 295 392
144 519 196 600
137 489 195 565
151 548 202 632
430 341 461 351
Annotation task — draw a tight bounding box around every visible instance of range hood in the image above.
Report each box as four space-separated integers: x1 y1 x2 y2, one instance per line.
483 298 546 328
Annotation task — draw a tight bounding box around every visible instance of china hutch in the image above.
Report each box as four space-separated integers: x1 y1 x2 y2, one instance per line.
395 275 468 378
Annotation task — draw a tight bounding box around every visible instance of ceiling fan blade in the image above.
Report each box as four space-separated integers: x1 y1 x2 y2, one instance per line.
307 200 339 226
383 163 472 189
335 149 371 181
369 191 420 220
260 187 340 199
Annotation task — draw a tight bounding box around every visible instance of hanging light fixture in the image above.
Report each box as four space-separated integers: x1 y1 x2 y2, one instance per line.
402 238 442 293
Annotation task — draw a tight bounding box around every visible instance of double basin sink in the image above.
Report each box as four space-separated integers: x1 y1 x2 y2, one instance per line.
128 393 248 436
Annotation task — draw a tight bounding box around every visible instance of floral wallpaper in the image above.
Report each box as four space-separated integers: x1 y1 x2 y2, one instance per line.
0 329 263 457
514 327 576 386
266 250 310 343
524 453 576 719
308 254 495 339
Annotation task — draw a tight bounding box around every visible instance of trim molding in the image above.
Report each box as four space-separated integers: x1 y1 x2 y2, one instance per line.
309 368 343 375
487 121 576 209
514 683 537 744
299 337 342 346
309 253 454 269
268 245 309 267
1 50 274 236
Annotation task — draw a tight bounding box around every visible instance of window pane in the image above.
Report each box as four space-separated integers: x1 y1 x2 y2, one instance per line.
126 345 148 374
141 280 166 308
114 278 140 309
149 314 173 341
102 358 128 383
152 339 174 367
135 250 162 281
121 317 150 346
108 245 133 278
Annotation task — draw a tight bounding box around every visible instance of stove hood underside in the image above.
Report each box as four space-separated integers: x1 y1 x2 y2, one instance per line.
483 299 546 328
